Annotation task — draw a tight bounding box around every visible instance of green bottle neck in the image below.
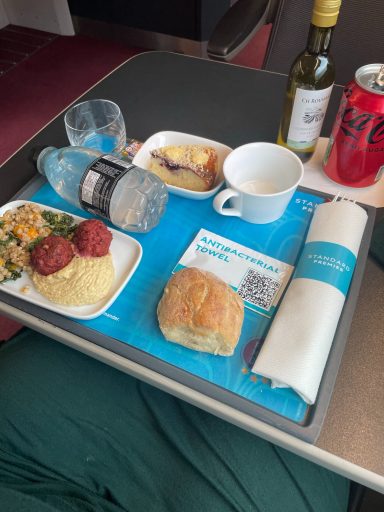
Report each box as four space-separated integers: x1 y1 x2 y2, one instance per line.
306 23 334 54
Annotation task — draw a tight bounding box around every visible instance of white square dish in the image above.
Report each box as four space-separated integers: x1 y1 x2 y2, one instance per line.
0 200 143 320
132 131 232 200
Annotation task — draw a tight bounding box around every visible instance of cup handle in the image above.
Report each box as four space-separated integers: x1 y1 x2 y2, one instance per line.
213 188 241 217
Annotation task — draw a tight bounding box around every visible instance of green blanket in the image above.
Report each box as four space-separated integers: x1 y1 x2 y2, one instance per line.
0 329 349 511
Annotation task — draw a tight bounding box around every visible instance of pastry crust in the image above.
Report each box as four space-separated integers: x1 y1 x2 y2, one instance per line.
157 267 244 356
149 144 218 191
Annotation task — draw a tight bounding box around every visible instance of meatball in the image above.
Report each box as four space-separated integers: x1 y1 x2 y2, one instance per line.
73 219 112 257
31 235 74 276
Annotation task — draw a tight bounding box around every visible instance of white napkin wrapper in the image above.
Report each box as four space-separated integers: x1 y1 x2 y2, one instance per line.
251 199 368 404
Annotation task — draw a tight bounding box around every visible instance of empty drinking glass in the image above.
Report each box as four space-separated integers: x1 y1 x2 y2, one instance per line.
64 99 126 154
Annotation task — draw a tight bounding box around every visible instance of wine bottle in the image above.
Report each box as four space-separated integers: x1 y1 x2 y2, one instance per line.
277 0 342 162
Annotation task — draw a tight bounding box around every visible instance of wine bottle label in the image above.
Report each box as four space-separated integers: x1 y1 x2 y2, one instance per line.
79 154 134 219
287 85 333 149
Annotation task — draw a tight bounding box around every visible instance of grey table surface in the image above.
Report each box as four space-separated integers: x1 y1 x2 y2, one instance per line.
1 51 383 492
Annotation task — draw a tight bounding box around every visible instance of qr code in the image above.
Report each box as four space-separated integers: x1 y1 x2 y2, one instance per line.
238 268 281 310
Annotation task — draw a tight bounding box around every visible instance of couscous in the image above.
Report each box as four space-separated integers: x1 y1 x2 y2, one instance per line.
0 203 76 283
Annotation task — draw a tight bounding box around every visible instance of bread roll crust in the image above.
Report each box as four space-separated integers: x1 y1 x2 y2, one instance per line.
157 267 244 356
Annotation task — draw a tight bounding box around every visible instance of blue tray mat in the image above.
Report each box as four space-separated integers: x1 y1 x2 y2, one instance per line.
32 183 326 423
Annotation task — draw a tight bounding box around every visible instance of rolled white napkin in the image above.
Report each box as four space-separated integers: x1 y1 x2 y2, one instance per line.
251 199 368 404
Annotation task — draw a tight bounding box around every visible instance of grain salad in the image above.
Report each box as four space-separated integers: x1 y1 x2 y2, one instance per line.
0 203 76 283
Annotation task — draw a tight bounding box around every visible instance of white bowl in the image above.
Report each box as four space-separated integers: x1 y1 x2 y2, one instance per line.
132 131 232 200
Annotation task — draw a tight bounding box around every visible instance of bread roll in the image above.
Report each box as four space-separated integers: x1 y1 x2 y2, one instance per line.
157 267 244 356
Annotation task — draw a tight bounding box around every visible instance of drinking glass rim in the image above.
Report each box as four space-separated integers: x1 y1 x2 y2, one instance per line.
64 99 122 132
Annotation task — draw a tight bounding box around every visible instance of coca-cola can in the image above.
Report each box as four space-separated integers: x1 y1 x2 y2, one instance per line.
323 63 384 187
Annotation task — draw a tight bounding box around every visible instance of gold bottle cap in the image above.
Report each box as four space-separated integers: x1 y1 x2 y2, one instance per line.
312 0 341 27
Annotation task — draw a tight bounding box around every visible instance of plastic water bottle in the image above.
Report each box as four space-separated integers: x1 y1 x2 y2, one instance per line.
34 146 168 233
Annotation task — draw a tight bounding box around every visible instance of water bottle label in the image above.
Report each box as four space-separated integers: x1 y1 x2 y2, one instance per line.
79 155 134 219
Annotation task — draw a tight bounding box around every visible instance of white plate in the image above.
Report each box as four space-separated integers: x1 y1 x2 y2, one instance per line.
0 201 143 320
132 131 232 200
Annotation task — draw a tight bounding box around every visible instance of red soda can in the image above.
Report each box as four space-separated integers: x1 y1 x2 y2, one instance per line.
323 63 384 187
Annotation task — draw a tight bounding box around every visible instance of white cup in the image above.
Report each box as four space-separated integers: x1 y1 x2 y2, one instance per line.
213 142 304 224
